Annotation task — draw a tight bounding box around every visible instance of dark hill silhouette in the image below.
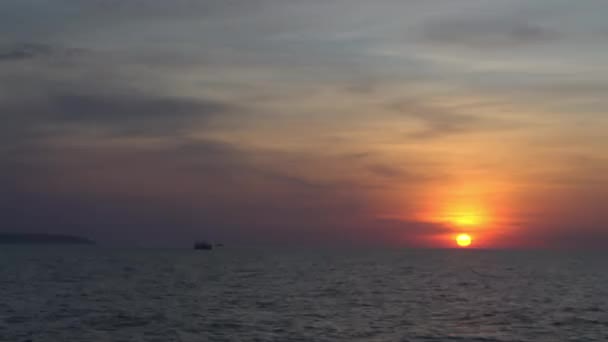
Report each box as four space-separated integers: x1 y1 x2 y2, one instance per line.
0 233 95 245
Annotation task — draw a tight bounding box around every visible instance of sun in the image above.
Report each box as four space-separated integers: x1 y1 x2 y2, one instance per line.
455 233 472 247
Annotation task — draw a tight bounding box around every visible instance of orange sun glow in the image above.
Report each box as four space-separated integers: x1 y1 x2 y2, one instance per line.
456 233 472 247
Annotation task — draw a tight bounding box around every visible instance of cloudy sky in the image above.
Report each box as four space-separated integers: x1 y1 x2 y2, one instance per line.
2 0 608 248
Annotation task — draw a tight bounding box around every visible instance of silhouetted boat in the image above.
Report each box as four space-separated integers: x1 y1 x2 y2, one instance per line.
194 241 213 250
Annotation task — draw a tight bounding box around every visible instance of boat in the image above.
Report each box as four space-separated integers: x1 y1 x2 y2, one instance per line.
194 241 213 250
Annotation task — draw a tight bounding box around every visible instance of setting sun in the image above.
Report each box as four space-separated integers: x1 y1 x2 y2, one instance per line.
456 234 472 247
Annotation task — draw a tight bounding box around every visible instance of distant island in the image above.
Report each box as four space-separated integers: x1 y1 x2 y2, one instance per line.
0 233 95 245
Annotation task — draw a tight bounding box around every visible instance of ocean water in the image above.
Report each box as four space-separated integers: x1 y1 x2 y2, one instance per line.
1 247 608 341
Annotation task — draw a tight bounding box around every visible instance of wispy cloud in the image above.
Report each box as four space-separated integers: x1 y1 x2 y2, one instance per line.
391 98 514 140
421 18 560 49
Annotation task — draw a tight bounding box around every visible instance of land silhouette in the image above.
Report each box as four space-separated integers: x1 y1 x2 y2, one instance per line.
0 233 95 245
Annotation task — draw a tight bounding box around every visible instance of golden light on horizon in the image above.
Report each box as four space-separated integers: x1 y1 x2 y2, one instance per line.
453 213 482 226
410 181 515 248
439 205 488 229
456 233 472 247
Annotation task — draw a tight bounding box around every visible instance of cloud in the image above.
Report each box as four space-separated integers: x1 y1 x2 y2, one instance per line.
220 217 453 247
502 222 608 249
391 98 513 140
80 0 274 18
45 93 228 136
0 91 232 167
0 43 52 61
0 42 83 61
0 42 232 141
366 164 438 184
421 18 560 49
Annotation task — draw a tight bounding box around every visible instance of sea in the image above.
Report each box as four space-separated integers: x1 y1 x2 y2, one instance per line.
1 247 608 341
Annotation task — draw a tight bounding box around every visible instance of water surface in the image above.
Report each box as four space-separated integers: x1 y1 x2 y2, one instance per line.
1 247 607 341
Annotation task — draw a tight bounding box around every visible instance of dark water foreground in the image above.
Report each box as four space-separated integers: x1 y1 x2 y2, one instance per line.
1 247 607 341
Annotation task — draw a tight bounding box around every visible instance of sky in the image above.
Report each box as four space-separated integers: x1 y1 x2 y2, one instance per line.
2 0 608 248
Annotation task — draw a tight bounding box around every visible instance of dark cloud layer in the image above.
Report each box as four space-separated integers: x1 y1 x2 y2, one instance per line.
0 138 393 246
0 43 231 140
44 93 228 136
0 43 53 61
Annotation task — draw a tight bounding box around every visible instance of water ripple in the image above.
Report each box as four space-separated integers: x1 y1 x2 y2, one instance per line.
1 248 607 341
